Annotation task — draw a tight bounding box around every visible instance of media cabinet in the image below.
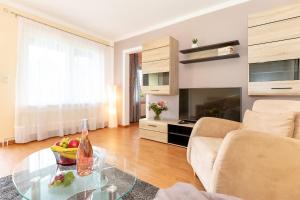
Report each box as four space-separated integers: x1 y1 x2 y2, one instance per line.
139 118 194 147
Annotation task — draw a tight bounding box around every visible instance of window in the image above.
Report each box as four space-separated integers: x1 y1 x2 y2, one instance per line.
15 17 113 143
17 18 109 106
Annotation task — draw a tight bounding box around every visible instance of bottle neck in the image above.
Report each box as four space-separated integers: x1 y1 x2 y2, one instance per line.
81 119 89 135
81 128 89 138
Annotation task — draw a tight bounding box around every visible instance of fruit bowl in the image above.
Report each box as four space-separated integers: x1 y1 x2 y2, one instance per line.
51 138 80 166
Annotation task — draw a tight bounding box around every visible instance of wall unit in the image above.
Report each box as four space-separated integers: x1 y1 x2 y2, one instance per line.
141 36 178 95
248 3 300 96
139 118 194 147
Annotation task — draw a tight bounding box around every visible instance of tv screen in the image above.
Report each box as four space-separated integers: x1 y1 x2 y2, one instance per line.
179 88 241 122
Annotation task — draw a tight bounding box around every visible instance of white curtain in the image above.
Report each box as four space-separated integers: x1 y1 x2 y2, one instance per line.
15 17 114 143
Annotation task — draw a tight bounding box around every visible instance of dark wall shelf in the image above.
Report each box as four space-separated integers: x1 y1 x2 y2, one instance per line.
180 40 240 54
180 53 240 64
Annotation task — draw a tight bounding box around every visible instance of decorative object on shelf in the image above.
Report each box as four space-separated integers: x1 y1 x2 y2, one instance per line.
218 46 234 56
191 38 199 48
180 40 240 64
149 101 168 120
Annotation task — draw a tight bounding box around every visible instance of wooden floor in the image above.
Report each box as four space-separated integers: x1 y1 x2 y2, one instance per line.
0 123 204 190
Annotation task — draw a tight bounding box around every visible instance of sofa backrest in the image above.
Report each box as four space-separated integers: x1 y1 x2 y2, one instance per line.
252 100 300 139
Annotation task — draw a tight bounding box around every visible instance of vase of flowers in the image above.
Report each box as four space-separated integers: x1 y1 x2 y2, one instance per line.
149 101 168 120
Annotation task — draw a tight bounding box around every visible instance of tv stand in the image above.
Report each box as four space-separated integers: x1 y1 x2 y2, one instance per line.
139 118 195 147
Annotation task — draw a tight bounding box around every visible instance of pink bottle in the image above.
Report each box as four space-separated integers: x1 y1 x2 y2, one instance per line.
76 119 93 176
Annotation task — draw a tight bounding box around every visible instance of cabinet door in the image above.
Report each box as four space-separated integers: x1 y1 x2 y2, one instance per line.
249 38 300 63
248 81 300 96
139 129 167 143
142 46 170 63
141 85 170 95
143 72 169 86
249 59 299 82
248 17 300 45
142 37 170 51
142 60 170 74
248 59 300 95
248 3 300 27
139 119 168 133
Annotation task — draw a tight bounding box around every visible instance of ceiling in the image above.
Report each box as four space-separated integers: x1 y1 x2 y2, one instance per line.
1 0 249 42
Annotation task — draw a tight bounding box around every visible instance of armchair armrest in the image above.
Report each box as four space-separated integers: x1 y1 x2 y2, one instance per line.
210 130 300 200
187 117 241 163
190 117 241 139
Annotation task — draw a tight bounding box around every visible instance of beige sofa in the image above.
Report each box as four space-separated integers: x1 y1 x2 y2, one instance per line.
187 100 300 200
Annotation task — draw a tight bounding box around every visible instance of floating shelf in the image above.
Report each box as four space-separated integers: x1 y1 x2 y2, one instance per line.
180 53 240 64
180 40 240 54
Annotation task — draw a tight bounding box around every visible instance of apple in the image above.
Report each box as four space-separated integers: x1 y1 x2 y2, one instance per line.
68 139 79 148
55 141 60 146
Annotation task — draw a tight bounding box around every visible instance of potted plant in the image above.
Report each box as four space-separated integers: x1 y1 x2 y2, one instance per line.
192 38 199 48
149 101 168 120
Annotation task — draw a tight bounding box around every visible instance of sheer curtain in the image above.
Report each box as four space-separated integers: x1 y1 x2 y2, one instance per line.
15 17 113 143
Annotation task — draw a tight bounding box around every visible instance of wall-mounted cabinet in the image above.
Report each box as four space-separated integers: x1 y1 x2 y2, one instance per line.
141 36 178 95
249 60 299 83
248 2 300 96
248 59 300 95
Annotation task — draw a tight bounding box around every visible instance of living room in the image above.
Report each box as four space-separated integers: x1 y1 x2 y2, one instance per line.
1 0 300 199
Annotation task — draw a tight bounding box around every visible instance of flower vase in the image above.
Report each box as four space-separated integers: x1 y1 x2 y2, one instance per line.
154 113 161 120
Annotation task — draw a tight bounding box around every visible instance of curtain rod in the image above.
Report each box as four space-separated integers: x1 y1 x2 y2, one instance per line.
2 7 113 48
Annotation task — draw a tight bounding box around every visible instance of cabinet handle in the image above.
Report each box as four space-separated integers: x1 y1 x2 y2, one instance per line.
148 124 157 127
271 87 292 90
151 90 160 92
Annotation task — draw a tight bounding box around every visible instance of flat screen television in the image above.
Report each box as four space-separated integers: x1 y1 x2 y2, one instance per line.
179 88 241 122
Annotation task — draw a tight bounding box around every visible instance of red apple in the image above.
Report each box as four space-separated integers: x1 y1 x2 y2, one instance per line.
55 141 60 146
68 139 79 148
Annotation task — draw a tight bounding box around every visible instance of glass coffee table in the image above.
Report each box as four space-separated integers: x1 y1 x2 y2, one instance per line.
12 146 136 200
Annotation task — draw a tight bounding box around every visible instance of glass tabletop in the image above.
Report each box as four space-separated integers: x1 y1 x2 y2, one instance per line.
12 146 136 200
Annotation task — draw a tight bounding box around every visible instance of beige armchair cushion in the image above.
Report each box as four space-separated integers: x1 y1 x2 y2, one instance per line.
252 100 300 139
190 136 223 189
211 129 300 200
241 109 295 137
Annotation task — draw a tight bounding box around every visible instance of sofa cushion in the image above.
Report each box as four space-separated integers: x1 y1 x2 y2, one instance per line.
190 136 223 190
242 109 295 137
252 100 300 139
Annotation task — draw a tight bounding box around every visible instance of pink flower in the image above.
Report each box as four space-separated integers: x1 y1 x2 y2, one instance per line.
157 101 166 108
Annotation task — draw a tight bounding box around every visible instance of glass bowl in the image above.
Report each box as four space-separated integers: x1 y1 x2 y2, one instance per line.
51 145 78 166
